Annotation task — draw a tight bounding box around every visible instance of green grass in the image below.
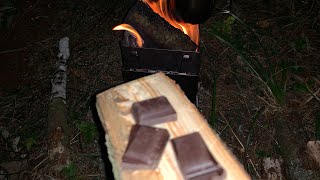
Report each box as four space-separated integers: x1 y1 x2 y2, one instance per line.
204 13 305 106
62 161 77 179
76 121 98 142
24 135 37 151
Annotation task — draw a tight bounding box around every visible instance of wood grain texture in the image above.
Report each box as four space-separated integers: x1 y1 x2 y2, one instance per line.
96 72 250 180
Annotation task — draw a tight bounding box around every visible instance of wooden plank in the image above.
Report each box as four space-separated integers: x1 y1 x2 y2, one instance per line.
96 72 250 180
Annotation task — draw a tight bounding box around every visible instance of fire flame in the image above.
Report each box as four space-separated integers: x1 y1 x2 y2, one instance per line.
113 24 143 47
113 0 199 48
143 0 199 45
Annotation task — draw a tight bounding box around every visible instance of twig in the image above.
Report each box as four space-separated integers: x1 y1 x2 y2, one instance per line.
86 174 103 177
314 77 320 85
219 111 245 152
69 132 81 145
256 123 279 145
32 156 49 172
306 87 320 104
303 87 320 105
247 154 261 178
69 140 79 145
302 109 312 124
257 95 278 109
218 47 230 59
0 47 26 54
218 124 229 135
44 175 55 180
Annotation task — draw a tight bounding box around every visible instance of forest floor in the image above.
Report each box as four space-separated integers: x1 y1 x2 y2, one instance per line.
0 0 319 179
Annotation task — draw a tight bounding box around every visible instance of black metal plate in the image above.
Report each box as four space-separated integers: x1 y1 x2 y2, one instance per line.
121 46 200 74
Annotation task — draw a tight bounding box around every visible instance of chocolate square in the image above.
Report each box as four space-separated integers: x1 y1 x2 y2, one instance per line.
131 96 177 126
122 125 170 170
172 132 226 180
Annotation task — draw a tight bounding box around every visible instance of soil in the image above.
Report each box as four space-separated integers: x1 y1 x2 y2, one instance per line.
0 0 319 179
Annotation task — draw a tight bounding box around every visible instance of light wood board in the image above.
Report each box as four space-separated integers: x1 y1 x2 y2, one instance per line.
96 72 250 180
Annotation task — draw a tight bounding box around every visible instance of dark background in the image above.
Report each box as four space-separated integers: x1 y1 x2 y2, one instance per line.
0 0 319 179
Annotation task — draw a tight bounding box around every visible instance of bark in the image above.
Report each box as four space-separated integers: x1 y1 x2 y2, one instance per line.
123 1 197 51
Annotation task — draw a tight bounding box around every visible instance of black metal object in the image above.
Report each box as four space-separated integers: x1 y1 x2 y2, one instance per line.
172 0 233 24
174 0 215 24
121 46 200 103
215 0 232 14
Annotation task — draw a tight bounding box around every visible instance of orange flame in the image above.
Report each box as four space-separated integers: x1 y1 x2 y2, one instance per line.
113 24 143 47
143 0 199 45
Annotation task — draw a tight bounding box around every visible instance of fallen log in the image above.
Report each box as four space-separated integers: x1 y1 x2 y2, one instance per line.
47 37 71 178
123 0 197 51
96 72 249 180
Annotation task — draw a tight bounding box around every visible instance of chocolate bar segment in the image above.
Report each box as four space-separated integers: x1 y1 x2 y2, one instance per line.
172 132 226 180
131 96 177 125
122 125 170 170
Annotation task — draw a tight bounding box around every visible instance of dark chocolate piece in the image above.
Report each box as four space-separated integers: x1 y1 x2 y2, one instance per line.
122 125 170 170
172 132 226 180
131 96 177 126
